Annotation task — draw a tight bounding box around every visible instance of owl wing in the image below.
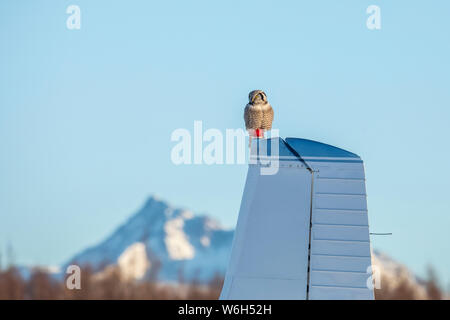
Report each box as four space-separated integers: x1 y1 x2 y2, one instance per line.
244 103 263 130
261 104 274 130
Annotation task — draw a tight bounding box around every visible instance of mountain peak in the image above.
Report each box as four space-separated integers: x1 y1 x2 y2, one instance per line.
143 194 165 208
67 195 234 282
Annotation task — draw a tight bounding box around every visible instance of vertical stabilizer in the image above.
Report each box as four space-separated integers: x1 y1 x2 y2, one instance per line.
220 138 374 300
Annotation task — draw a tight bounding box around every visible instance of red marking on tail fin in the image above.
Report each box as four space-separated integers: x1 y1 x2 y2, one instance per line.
255 129 264 138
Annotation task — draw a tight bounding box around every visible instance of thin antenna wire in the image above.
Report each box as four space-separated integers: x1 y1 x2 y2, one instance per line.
370 233 393 236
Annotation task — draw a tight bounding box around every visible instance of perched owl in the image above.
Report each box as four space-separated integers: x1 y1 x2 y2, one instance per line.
244 90 274 141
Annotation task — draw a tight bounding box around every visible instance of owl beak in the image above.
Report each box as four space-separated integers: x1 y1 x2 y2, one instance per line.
250 91 265 103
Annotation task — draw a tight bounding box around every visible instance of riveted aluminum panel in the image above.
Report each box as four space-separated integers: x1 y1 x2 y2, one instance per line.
311 240 372 257
309 286 374 300
315 193 367 211
313 209 369 226
310 270 370 288
220 163 312 299
315 178 366 195
315 164 366 180
312 225 370 242
308 161 373 299
311 255 372 273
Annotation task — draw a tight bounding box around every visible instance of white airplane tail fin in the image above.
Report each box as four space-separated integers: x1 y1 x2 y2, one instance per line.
220 137 374 300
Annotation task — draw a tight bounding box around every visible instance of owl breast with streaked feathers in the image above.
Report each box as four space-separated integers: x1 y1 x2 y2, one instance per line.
244 90 274 138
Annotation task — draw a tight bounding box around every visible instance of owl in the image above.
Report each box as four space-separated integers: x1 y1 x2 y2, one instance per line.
244 90 274 140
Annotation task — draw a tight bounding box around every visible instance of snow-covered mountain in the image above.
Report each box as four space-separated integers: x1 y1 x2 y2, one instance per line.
66 195 431 298
66 196 233 282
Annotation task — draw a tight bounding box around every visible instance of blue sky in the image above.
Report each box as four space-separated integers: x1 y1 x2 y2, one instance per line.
1 1 449 285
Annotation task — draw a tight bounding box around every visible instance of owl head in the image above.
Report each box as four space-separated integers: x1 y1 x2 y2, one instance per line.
248 90 267 104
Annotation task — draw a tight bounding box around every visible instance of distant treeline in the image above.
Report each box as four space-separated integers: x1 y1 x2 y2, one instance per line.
0 265 446 300
0 265 223 300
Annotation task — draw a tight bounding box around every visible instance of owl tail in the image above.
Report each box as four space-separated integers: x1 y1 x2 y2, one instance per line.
249 135 252 148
